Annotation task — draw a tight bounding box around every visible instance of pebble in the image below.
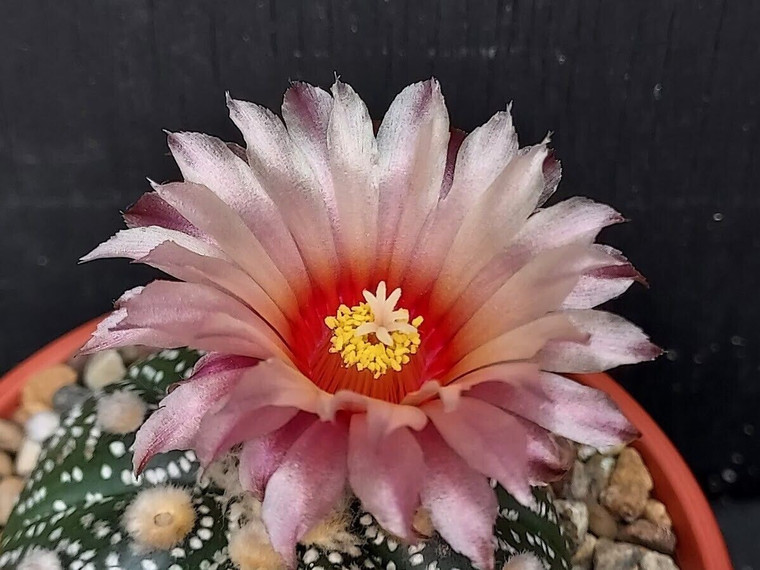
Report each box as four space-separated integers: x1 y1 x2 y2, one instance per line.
52 384 92 416
0 418 24 453
644 499 673 528
601 448 653 521
571 533 596 569
0 476 25 525
586 454 616 501
83 349 126 390
577 445 598 461
568 460 590 500
15 439 42 477
593 538 641 570
640 550 680 569
617 519 677 555
21 363 77 414
24 411 60 443
553 499 588 550
0 451 12 477
587 501 618 539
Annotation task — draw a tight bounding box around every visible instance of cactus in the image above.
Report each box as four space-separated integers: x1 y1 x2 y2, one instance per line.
1 349 570 569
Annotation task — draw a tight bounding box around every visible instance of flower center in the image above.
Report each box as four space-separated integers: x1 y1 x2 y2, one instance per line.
324 282 423 378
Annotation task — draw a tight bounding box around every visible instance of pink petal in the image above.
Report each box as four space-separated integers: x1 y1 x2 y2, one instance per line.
404 109 519 296
153 182 298 318
430 144 553 316
416 426 498 570
132 354 255 472
374 79 450 282
123 191 204 237
348 416 423 540
468 372 639 449
519 418 575 484
194 404 298 466
423 397 532 506
326 390 428 440
80 226 222 263
325 80 378 284
262 419 349 566
227 95 340 292
538 309 661 373
449 244 611 355
139 241 290 336
83 281 292 362
281 81 334 193
239 413 316 497
444 313 587 381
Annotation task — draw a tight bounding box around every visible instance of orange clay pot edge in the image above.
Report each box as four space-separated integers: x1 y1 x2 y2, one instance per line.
0 319 732 569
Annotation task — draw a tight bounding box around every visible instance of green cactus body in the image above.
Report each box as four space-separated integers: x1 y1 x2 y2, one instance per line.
1 349 570 570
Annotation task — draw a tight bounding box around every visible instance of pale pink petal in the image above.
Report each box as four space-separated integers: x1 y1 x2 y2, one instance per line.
439 128 466 199
166 133 309 292
416 426 497 570
153 182 298 318
538 309 661 373
83 281 292 362
326 390 428 440
262 419 349 566
348 416 423 540
139 241 290 336
519 418 575 484
194 404 298 466
227 95 340 292
467 372 639 449
449 244 612 355
430 144 554 316
123 191 204 237
423 397 532 506
326 80 378 284
132 354 255 472
281 81 334 194
374 79 450 282
444 313 588 381
404 108 519 295
239 413 316 497
80 226 222 263
561 245 644 309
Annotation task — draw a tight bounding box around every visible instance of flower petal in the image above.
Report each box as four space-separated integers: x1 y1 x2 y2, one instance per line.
238 413 316 497
538 309 661 372
227 95 340 293
262 419 349 566
132 353 255 472
123 191 204 237
348 416 424 540
467 371 639 449
423 397 532 506
80 226 221 263
375 79 450 282
416 426 498 570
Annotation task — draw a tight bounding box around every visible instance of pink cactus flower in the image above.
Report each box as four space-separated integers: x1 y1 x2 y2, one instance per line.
83 78 658 569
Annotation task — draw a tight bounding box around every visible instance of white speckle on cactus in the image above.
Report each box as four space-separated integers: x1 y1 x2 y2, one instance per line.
141 560 159 570
189 537 202 549
25 411 61 443
303 548 319 564
101 464 113 479
410 553 424 566
97 391 147 434
18 547 63 570
109 441 127 458
123 486 196 551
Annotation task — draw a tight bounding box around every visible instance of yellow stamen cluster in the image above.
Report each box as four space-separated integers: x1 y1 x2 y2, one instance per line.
325 300 423 379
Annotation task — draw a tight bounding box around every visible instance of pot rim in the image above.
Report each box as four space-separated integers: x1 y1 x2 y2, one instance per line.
0 319 733 569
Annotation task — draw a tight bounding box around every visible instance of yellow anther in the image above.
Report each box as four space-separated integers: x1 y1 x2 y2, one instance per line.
326 282 423 379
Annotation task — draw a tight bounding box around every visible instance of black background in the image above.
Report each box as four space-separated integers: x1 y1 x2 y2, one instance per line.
1 0 759 563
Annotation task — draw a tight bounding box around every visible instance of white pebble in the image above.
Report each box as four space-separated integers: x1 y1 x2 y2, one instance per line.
83 350 126 390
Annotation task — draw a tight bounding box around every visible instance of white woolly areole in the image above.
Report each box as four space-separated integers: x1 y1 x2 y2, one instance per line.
123 486 196 550
18 547 62 570
96 389 147 434
503 553 545 570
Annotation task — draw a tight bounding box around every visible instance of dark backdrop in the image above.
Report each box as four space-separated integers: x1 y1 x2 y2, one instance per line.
1 0 758 526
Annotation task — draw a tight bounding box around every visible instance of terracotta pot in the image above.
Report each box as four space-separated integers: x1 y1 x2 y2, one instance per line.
0 320 732 569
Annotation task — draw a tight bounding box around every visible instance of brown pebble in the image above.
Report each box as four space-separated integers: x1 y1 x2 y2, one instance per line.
587 501 619 539
593 538 641 570
553 499 588 551
610 448 654 490
0 451 12 477
0 476 24 525
601 448 653 522
617 519 677 555
22 364 77 415
644 499 672 528
571 533 597 569
0 419 24 453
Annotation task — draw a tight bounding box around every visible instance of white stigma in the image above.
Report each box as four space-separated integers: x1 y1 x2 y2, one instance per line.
354 281 418 346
